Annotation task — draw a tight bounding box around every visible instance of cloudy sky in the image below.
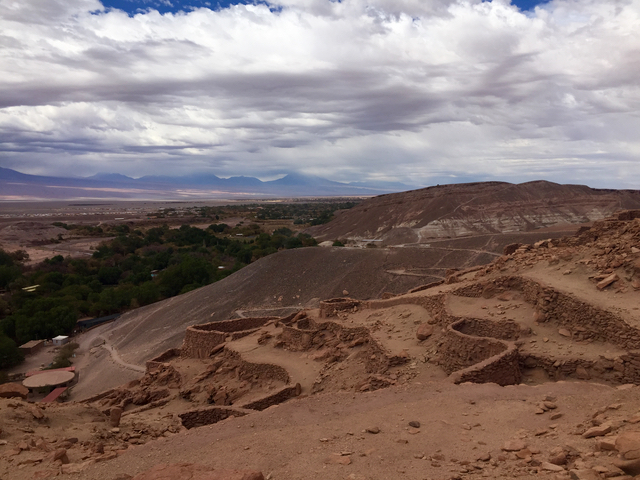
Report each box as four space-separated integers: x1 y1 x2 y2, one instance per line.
1 0 639 188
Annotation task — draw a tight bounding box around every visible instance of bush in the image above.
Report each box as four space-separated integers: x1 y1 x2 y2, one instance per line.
48 342 79 369
332 240 345 247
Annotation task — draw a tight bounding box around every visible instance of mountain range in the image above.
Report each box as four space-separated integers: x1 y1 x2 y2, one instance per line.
0 167 413 200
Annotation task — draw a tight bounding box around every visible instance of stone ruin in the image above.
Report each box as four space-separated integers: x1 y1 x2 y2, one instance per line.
87 211 640 433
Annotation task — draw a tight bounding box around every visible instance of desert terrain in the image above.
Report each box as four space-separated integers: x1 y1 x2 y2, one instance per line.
4 185 640 480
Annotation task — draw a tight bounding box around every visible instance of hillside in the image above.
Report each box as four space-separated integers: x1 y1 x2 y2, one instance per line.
3 210 640 480
306 180 640 244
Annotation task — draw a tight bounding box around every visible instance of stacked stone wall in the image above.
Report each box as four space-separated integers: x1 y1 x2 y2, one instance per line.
454 318 522 341
454 276 640 351
450 344 521 386
223 349 290 384
146 348 181 373
181 317 281 359
240 384 301 411
366 293 449 325
179 407 248 429
320 298 362 317
181 328 227 358
439 319 511 374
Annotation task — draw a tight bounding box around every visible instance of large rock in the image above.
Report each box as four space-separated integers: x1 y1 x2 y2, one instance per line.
582 423 612 438
131 464 264 480
416 324 434 341
0 382 29 399
616 431 640 459
613 458 640 477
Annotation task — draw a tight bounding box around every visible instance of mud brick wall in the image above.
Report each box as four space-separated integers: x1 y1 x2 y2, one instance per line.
179 407 247 429
450 344 521 386
438 319 511 374
320 298 362 317
454 318 522 341
240 384 301 411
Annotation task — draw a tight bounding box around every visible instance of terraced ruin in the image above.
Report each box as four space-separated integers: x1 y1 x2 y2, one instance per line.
78 212 640 436
4 210 640 480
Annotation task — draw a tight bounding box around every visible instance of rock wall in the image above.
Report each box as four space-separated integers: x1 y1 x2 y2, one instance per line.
181 317 281 359
240 384 301 411
146 348 181 373
454 276 640 350
454 318 523 341
319 298 362 317
439 319 511 373
179 406 248 429
222 349 290 384
450 343 521 386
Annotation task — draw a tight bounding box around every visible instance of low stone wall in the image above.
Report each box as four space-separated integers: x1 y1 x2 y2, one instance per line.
146 348 181 373
224 349 290 384
240 384 301 411
520 354 600 382
454 276 640 351
179 406 248 429
439 319 511 374
319 298 362 317
408 280 445 294
454 318 522 341
181 317 281 359
194 317 279 333
437 317 522 386
366 293 449 325
450 343 521 386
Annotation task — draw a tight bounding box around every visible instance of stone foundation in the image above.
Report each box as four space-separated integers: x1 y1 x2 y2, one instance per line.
319 298 362 317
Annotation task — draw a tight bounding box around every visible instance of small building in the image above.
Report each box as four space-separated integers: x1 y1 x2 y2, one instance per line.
52 335 69 347
19 340 44 355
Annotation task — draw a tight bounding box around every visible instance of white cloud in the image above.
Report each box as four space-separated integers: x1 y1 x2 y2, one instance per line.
0 0 639 187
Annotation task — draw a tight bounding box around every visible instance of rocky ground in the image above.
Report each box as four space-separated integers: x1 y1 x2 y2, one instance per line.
3 211 640 480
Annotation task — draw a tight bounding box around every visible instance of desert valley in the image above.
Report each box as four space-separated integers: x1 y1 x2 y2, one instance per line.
4 181 640 480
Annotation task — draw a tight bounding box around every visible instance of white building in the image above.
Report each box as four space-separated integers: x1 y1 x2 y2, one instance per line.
52 335 69 346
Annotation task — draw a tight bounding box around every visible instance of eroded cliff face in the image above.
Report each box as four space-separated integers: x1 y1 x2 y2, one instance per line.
307 180 640 244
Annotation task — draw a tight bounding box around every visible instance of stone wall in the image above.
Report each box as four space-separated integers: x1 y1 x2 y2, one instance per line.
319 298 362 317
240 384 301 411
454 276 640 351
366 293 449 325
438 318 511 374
454 318 522 341
450 343 521 386
223 349 290 384
179 406 248 429
181 317 282 359
146 348 181 373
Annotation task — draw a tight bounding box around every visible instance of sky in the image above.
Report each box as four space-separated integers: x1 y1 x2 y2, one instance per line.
1 0 639 188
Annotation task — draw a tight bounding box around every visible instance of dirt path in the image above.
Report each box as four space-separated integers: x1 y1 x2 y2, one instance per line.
99 339 146 373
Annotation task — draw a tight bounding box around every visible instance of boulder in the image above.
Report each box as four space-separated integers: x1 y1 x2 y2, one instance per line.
613 458 640 477
416 324 434 341
131 464 264 480
0 383 29 399
616 431 640 459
